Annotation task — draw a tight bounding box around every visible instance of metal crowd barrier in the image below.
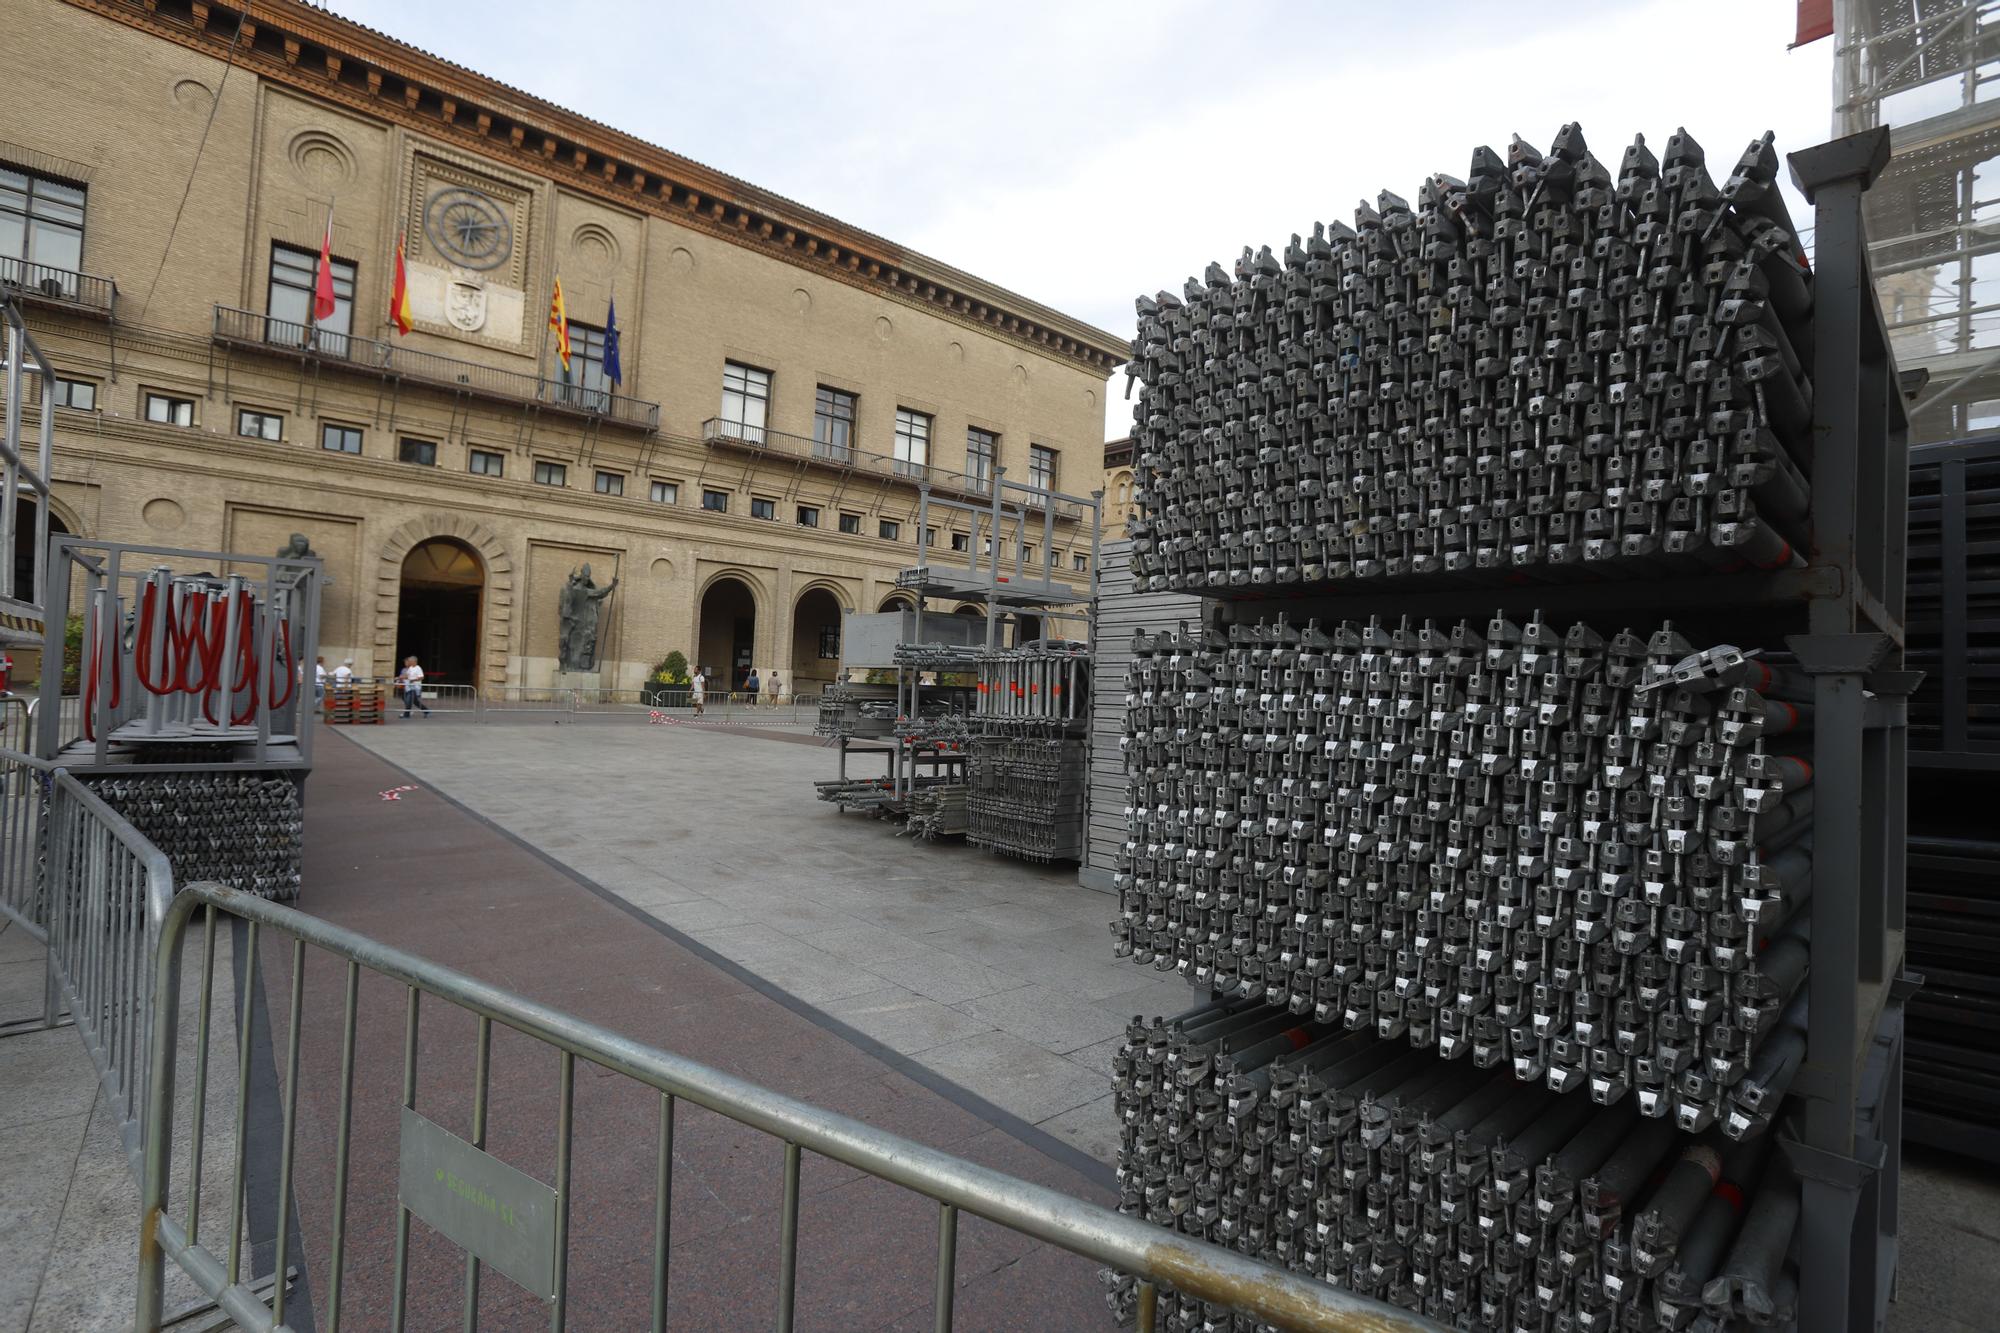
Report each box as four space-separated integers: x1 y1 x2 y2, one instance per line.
137 882 1438 1333
40 769 177 1174
0 743 52 954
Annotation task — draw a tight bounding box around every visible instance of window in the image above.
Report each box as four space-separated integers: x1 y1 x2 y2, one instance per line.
924 526 938 547
1073 552 1089 572
813 386 856 461
796 505 819 528
595 470 624 496
879 519 901 541
650 479 679 504
950 532 969 553
321 423 363 454
719 362 771 442
0 166 85 291
1029 444 1057 491
702 489 729 513
145 393 194 427
51 377 96 411
399 437 437 466
1021 545 1036 565
267 243 355 353
534 460 567 487
237 408 281 440
838 512 861 535
559 322 612 411
965 427 996 493
751 497 776 520
469 449 504 477
893 408 930 477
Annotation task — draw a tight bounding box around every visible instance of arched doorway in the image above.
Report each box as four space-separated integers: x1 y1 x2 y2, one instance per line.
698 577 757 690
877 592 914 613
791 587 844 693
397 538 482 686
1011 613 1042 647
12 496 69 600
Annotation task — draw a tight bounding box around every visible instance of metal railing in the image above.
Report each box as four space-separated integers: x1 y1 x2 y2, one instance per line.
41 769 176 1174
0 255 116 316
0 742 52 952
213 306 661 433
137 881 1438 1333
701 418 995 501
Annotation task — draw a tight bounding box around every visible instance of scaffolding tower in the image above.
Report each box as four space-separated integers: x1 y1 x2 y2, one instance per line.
1836 0 2000 439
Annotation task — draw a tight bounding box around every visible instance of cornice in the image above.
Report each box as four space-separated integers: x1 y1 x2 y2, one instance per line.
65 0 1130 376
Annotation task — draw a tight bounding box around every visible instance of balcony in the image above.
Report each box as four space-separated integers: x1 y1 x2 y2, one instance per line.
0 256 116 318
700 418 1008 506
213 306 660 432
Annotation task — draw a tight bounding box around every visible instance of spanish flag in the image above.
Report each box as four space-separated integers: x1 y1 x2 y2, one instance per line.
390 235 413 336
548 276 571 373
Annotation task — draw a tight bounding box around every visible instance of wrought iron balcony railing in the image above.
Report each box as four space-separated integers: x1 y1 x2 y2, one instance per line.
0 256 116 316
213 305 660 432
701 418 1017 506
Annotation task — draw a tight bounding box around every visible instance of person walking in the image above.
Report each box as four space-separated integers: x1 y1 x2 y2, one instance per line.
314 656 327 712
767 672 781 707
744 668 761 707
397 655 432 718
691 669 706 717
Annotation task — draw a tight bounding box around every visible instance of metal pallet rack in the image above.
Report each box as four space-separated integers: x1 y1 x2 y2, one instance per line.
1114 128 1913 1332
1902 435 2000 1162
819 470 1103 838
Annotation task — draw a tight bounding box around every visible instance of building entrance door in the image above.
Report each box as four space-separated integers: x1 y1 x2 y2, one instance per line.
397 538 482 686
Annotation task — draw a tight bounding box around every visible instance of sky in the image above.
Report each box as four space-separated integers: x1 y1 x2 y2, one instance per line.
327 0 1834 442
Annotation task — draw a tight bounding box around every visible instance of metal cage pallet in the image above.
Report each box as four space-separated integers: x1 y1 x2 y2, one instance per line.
1098 126 1912 1333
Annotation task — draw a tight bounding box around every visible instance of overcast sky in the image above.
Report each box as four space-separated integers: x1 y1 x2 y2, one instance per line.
329 0 1833 442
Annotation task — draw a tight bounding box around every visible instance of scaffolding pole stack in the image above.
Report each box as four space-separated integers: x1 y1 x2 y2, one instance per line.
1099 124 1912 1333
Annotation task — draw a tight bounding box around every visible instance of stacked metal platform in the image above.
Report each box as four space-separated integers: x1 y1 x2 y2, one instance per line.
90 773 304 900
1125 126 1813 594
1082 540 1205 892
1902 438 2000 1162
1114 616 1814 1137
1098 123 1914 1333
1105 1001 1801 1331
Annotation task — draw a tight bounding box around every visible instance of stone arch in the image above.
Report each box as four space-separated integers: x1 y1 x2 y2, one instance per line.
376 514 514 691
789 580 852 692
877 590 916 612
695 567 767 690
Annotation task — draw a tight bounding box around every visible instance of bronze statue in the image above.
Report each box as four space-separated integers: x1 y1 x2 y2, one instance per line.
277 533 317 560
557 563 618 672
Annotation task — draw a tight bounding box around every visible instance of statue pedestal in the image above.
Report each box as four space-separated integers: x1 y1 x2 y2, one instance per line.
551 670 604 696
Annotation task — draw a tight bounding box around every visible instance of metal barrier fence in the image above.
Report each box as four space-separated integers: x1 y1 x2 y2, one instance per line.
41 770 177 1174
0 743 51 957
137 882 1439 1333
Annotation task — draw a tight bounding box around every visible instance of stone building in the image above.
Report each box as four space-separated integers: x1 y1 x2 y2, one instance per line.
1102 437 1136 540
0 0 1125 694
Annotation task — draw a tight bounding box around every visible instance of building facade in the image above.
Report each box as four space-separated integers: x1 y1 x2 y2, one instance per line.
0 0 1125 694
1102 437 1135 539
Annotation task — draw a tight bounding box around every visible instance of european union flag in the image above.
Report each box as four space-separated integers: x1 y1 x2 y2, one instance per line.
603 295 623 386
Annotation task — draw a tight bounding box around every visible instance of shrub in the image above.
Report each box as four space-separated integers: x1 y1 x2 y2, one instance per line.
642 650 691 704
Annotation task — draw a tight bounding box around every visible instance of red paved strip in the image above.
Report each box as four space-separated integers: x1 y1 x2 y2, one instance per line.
259 730 1111 1330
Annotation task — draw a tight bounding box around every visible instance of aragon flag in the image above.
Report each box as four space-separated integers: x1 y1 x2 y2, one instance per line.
548 276 571 373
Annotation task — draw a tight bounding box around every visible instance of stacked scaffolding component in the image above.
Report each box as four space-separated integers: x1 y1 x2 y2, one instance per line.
1083 540 1206 892
1096 124 1913 1333
1105 1002 1801 1331
1126 126 1815 594
1901 438 2000 1162
1115 615 1815 1136
33 538 323 904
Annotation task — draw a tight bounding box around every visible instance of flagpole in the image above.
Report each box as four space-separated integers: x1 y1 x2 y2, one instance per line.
537 268 554 399
307 194 334 351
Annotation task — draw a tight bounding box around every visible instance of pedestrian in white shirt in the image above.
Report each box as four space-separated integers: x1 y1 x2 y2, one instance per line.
397 656 431 718
691 671 706 717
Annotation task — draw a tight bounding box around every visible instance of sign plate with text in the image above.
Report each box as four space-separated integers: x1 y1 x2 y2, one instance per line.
398 1105 558 1298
